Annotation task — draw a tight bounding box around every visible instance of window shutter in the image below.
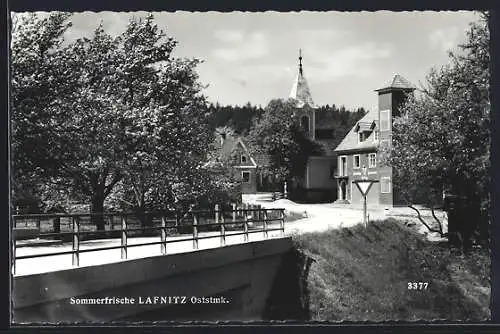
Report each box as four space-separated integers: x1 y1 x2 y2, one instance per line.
380 110 390 131
381 177 391 193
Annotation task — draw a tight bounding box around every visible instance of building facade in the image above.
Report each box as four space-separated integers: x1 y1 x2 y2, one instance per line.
210 128 259 194
334 75 416 207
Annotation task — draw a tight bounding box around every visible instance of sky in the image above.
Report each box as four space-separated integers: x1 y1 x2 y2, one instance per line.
18 11 479 112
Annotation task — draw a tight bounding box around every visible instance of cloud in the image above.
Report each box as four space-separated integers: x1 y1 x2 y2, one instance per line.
212 31 269 61
429 27 460 52
304 42 393 81
214 29 244 43
297 28 352 42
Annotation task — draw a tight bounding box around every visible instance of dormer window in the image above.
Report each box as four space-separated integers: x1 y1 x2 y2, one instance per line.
356 121 376 143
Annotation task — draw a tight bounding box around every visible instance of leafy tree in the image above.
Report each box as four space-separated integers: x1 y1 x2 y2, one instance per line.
11 13 212 229
247 99 324 187
10 12 74 212
381 14 490 248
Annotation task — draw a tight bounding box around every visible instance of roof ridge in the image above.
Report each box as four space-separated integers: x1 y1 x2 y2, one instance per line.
376 74 416 92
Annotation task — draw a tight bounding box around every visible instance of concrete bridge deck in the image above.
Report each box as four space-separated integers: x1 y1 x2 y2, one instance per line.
14 224 285 277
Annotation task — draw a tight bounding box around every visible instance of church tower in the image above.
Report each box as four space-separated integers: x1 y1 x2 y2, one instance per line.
289 49 316 140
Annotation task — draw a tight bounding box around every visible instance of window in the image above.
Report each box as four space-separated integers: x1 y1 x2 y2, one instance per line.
381 176 391 193
368 153 377 168
241 155 247 163
358 132 364 143
353 155 360 169
380 110 390 131
374 131 379 142
242 171 251 183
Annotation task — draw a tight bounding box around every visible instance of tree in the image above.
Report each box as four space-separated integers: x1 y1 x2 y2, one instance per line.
11 13 212 229
247 99 323 187
381 14 490 248
10 12 74 212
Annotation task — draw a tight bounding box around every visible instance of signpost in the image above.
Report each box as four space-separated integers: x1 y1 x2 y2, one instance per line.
352 166 379 228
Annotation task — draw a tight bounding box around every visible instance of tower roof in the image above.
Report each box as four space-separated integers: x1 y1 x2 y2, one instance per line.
289 49 315 108
375 74 416 93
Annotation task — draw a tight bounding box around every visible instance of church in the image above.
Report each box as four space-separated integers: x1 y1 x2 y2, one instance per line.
286 50 338 202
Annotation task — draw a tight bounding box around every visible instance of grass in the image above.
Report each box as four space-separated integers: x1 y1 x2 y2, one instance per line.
293 218 490 322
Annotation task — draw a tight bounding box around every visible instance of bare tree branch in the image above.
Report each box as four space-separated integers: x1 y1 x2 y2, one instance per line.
408 204 446 237
430 205 445 236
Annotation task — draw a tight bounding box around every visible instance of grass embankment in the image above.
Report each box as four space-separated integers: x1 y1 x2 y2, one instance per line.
293 218 490 322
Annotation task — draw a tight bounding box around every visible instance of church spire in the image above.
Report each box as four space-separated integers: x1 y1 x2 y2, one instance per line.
299 48 303 76
289 49 314 108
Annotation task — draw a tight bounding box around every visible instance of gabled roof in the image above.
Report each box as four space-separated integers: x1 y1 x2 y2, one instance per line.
253 150 271 167
334 110 379 153
375 74 417 93
289 50 315 108
207 133 258 168
236 138 258 167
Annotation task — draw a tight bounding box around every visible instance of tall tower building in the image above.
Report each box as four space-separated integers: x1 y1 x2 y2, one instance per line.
289 49 316 140
375 74 416 206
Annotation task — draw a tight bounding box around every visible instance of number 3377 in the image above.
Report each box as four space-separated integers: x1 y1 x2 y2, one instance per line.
408 282 428 290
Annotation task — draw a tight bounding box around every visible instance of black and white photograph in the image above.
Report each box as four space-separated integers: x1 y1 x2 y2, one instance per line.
9 9 491 324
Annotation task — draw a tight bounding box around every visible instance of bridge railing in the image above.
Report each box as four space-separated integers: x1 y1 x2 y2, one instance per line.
11 206 285 274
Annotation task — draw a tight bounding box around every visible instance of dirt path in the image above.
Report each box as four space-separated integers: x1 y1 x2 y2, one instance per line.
243 194 447 240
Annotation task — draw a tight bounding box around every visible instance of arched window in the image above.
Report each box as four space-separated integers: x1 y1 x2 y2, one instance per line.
301 116 309 133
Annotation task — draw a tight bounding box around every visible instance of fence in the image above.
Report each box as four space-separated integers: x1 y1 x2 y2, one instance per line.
12 204 285 274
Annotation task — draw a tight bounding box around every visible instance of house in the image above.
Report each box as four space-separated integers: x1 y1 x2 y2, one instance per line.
288 50 337 202
210 127 260 194
333 74 416 207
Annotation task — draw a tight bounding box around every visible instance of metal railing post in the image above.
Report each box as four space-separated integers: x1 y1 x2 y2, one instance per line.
244 209 249 242
121 215 127 259
161 216 167 255
232 203 236 223
192 211 199 249
215 203 219 229
263 209 268 239
220 209 226 247
36 218 41 233
12 230 16 275
280 209 285 237
72 216 80 266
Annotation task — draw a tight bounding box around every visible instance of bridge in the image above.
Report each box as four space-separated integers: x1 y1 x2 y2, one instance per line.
12 206 295 322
